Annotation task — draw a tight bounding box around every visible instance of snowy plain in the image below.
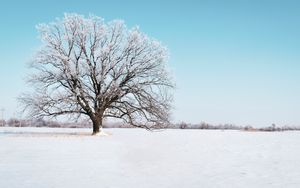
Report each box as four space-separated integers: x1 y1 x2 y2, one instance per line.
0 127 300 188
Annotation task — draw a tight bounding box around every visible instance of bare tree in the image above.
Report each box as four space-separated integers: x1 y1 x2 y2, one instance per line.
20 13 174 135
0 108 4 126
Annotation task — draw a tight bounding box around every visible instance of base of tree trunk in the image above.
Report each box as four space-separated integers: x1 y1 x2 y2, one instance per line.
92 128 110 136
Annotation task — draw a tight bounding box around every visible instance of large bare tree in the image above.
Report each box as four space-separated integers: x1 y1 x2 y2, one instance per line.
20 13 174 135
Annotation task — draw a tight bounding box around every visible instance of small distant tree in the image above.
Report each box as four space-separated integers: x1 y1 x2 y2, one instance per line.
179 122 188 129
0 120 6 127
31 118 48 127
7 118 20 127
20 13 174 135
272 123 276 131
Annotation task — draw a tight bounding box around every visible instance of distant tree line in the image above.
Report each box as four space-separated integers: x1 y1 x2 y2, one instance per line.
172 122 300 131
0 118 90 128
0 118 132 128
1 119 300 131
172 122 242 130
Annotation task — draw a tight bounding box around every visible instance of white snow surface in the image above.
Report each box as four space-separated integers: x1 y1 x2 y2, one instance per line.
1 127 300 188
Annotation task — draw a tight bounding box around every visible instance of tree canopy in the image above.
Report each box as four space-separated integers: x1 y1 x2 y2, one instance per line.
20 13 174 134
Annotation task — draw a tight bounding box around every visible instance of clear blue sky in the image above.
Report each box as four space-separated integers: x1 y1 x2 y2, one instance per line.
1 0 300 127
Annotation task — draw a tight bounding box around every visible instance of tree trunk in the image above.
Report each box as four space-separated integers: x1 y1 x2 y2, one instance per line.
92 116 103 135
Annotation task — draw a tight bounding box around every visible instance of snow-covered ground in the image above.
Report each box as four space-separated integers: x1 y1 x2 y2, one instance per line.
1 127 300 188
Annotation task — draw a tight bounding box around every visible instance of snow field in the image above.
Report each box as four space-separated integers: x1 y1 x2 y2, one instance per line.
1 127 300 188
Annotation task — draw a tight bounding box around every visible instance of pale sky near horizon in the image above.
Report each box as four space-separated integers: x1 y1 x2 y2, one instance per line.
1 0 300 127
